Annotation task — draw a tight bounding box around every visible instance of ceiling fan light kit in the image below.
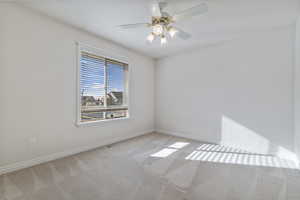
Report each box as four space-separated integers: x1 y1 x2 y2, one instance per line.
160 35 167 45
119 1 208 45
168 27 178 38
147 32 155 42
147 16 178 45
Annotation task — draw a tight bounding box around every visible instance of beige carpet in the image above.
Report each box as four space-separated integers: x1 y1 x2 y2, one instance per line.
1 133 300 200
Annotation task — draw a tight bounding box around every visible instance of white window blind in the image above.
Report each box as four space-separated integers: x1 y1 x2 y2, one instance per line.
79 51 129 123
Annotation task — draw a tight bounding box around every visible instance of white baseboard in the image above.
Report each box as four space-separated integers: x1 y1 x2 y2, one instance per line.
0 129 154 175
155 129 217 144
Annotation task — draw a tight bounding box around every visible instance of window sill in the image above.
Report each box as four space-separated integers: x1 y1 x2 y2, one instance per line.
75 116 130 127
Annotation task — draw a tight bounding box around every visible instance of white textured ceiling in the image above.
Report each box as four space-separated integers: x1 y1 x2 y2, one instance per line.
18 0 300 58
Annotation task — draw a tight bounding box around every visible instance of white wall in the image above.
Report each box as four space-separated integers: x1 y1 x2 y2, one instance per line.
295 18 300 160
0 3 298 170
155 27 296 159
0 4 155 169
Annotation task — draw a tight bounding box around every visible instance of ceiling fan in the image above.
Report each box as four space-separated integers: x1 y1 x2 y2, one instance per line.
118 0 208 45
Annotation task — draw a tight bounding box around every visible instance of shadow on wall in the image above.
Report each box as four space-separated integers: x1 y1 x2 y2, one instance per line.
220 115 298 163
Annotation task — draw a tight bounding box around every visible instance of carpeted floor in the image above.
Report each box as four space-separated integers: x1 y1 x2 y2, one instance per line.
1 132 300 200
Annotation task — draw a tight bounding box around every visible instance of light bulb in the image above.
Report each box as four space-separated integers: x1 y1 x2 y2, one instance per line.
147 33 155 42
161 36 167 45
153 24 163 35
168 27 178 38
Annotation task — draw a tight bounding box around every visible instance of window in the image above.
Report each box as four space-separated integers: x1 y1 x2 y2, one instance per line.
78 45 129 124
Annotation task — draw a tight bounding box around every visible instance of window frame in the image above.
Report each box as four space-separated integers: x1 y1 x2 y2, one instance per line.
76 42 130 126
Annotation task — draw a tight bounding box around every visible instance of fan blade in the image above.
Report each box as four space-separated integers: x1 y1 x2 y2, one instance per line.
173 3 208 22
159 1 168 10
118 23 148 29
174 27 191 40
149 0 162 17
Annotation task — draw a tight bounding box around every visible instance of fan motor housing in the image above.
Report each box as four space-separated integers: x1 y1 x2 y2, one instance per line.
152 16 173 26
